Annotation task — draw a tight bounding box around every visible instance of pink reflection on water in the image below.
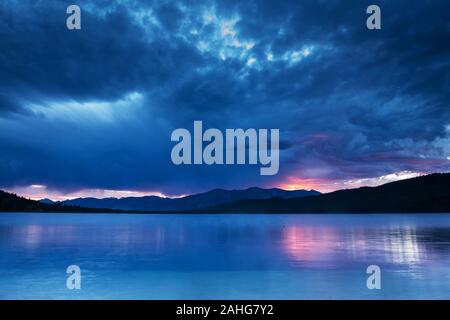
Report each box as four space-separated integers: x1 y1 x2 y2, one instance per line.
281 226 341 262
281 224 428 266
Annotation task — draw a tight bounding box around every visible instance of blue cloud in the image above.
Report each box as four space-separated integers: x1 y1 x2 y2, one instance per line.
0 0 449 195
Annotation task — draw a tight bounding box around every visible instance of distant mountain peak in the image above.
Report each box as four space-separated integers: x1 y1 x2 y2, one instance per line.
57 187 321 211
1 173 449 213
39 198 55 204
201 173 450 213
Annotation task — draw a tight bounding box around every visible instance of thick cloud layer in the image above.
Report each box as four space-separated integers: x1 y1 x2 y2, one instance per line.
0 0 449 196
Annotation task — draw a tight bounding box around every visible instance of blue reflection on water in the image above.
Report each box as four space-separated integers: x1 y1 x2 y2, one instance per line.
0 213 449 299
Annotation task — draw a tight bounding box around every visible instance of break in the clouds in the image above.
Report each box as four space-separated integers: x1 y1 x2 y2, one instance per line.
0 0 449 198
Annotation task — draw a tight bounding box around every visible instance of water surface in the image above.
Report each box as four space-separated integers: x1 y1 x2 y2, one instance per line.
1 213 449 299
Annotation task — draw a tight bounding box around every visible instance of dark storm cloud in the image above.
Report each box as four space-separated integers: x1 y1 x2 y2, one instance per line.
0 0 449 195
0 94 25 115
0 0 203 106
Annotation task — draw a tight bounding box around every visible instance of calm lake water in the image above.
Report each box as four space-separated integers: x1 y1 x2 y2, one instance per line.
0 213 449 299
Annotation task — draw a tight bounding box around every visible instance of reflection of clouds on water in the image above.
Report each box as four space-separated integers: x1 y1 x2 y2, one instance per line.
21 225 78 249
384 226 422 265
23 225 43 248
1 214 450 299
2 215 449 275
347 226 425 265
281 226 341 263
7 224 178 256
281 224 427 266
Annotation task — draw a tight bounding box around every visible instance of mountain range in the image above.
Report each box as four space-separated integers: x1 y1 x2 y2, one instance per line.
0 190 117 213
41 187 321 211
1 173 449 213
201 173 450 213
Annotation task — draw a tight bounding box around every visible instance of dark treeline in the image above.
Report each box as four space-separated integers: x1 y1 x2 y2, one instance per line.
200 173 450 213
1 173 449 213
0 190 119 213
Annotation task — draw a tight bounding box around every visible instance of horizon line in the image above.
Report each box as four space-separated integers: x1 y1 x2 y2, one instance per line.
2 170 442 202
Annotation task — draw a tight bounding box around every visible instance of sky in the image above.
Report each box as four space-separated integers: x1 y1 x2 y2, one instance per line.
0 0 449 200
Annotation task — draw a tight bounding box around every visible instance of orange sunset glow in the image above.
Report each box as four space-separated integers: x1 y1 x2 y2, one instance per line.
277 176 340 193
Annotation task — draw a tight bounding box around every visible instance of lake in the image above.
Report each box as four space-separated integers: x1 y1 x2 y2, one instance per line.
0 213 449 299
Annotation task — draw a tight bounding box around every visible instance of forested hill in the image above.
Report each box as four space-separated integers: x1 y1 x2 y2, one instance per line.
200 173 450 213
1 173 450 213
0 190 116 213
